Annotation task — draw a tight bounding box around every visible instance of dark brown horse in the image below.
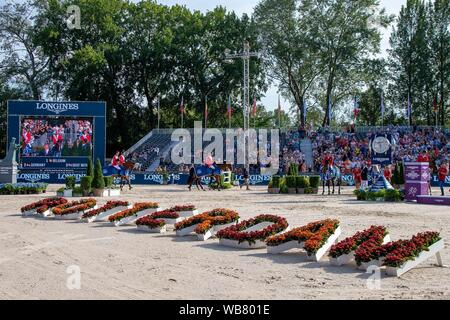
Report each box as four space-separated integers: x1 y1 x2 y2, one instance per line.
111 161 134 191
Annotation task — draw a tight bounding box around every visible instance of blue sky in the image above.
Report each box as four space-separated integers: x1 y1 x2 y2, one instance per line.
158 0 407 111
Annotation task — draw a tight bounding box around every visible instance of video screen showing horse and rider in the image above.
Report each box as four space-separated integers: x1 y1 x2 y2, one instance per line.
20 117 94 158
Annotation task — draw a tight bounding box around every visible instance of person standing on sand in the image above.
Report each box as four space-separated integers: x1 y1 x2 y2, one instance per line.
240 167 250 191
438 162 448 196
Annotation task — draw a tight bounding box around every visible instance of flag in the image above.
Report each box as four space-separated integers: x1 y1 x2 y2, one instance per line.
252 97 257 117
407 93 412 120
179 96 185 114
204 96 208 125
328 95 333 123
302 99 307 124
227 95 232 119
381 92 385 118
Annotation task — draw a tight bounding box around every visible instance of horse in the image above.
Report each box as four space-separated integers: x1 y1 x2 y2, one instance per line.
103 161 134 191
320 164 342 195
194 163 224 191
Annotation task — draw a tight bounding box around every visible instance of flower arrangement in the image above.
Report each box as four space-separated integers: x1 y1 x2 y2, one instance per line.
266 219 339 255
52 199 97 216
216 215 288 245
136 210 181 229
170 204 197 212
108 202 159 222
21 197 67 213
383 232 441 268
82 201 130 219
174 208 239 235
329 226 388 258
353 231 441 266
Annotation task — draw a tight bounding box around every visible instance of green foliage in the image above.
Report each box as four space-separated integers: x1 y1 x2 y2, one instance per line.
87 158 94 177
81 176 93 192
304 187 314 194
272 175 281 188
288 163 298 176
103 176 113 188
280 184 289 194
296 176 310 188
398 162 405 185
73 186 83 195
65 176 76 189
384 189 402 202
285 175 297 188
92 159 105 189
309 176 320 188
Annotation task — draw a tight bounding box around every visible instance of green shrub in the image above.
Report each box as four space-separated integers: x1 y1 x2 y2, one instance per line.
398 162 405 185
354 189 368 201
288 163 298 176
81 176 93 192
57 187 65 193
280 184 289 194
73 186 83 195
286 176 297 188
384 189 401 202
309 176 320 188
296 176 310 188
87 157 94 177
103 176 113 188
304 187 314 194
65 176 76 189
92 159 105 189
272 175 281 188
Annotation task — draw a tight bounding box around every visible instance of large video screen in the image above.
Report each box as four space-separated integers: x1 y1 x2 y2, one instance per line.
20 116 94 158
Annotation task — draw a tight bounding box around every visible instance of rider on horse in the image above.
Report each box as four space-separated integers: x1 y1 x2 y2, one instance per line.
111 150 126 176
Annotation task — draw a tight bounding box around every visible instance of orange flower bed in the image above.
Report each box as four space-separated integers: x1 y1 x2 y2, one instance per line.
52 199 97 216
174 208 240 235
266 219 340 255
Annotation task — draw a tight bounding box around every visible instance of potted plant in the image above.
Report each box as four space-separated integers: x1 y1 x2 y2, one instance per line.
296 176 310 194
92 159 106 197
81 176 93 197
288 163 298 176
286 176 297 194
87 157 94 177
270 175 281 194
309 176 320 194
398 162 405 189
72 186 83 197
57 187 65 197
64 176 76 197
162 172 169 185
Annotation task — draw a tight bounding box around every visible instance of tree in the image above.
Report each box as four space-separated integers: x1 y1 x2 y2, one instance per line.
254 0 322 127
92 159 105 189
0 1 49 99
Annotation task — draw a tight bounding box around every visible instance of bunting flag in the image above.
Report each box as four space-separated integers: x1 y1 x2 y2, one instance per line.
381 92 385 119
227 95 232 119
252 97 257 117
179 96 185 114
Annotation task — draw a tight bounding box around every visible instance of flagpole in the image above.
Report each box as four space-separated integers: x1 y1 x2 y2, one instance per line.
157 98 160 130
204 96 208 129
228 95 232 129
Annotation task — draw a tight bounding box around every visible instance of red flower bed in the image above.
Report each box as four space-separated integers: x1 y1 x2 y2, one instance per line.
216 215 288 245
266 219 339 255
52 199 97 216
174 208 239 234
21 197 68 213
136 216 166 229
170 204 197 212
136 210 180 228
354 231 441 266
329 226 387 258
108 202 159 222
82 201 130 219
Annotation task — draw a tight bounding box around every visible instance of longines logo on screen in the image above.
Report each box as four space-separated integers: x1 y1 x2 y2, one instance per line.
36 102 79 114
18 173 50 183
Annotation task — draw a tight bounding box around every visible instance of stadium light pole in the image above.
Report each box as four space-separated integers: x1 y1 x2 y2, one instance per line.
225 41 261 172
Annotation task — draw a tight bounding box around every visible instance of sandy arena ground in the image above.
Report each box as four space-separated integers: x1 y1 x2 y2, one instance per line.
0 184 449 300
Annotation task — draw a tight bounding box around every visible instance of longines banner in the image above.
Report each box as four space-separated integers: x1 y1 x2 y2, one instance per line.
16 172 450 187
